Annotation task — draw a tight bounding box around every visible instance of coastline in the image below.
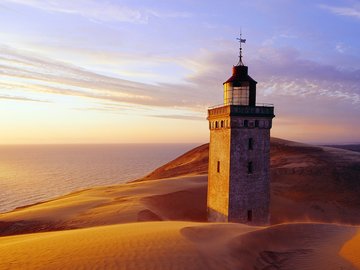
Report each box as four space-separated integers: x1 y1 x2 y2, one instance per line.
0 143 198 214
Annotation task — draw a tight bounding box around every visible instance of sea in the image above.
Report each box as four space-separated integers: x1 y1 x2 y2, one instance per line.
0 143 198 214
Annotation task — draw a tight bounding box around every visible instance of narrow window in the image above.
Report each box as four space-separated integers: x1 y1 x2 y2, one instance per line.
255 120 259 127
247 210 252 222
244 120 248 127
221 120 224 128
215 121 218 128
248 138 253 150
247 161 253 174
217 161 220 173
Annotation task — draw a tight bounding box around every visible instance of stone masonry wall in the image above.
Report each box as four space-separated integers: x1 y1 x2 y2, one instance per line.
229 116 272 225
207 106 274 225
207 116 231 221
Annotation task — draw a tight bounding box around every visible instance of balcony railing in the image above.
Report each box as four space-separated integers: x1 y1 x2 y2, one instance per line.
208 102 274 109
208 103 274 117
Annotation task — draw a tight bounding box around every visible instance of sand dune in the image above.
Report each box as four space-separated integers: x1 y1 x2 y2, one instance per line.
140 143 209 180
0 221 358 270
1 138 360 269
270 138 360 224
0 175 207 236
341 228 360 268
143 138 360 224
1 138 360 235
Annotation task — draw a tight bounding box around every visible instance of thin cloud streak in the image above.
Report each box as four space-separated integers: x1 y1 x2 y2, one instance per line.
2 0 191 23
0 94 49 103
150 114 205 121
320 4 360 19
3 0 148 23
0 45 205 110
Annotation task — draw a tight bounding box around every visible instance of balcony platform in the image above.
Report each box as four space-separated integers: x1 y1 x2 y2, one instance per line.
208 104 274 118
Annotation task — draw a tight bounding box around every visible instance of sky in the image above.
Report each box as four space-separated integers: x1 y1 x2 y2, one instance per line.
0 0 359 144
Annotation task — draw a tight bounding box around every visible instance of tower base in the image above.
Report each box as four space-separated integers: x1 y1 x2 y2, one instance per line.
207 207 228 222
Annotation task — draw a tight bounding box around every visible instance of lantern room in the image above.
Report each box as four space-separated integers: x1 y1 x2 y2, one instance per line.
223 65 257 106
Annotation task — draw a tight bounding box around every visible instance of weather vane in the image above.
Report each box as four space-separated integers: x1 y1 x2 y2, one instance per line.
236 29 246 66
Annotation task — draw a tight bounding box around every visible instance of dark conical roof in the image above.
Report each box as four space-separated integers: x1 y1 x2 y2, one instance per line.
223 65 257 85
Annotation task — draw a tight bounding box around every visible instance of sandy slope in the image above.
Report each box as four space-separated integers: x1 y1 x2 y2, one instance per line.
0 222 358 270
143 137 360 224
140 143 209 180
0 175 207 235
270 138 360 224
2 137 358 236
341 228 360 268
1 138 360 269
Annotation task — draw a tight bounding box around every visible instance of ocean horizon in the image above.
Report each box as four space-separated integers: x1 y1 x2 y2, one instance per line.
0 143 200 214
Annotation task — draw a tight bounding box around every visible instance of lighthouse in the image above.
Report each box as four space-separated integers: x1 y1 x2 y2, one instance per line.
207 35 275 225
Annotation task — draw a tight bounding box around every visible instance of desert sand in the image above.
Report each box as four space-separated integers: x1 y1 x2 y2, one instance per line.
0 138 360 269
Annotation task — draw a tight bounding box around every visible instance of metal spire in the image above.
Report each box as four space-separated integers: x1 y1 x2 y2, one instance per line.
236 30 246 66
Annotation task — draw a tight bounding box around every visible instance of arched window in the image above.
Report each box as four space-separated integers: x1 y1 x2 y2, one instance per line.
215 121 218 128
221 120 224 128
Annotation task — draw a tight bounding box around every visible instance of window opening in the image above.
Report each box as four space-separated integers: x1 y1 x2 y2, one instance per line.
247 161 253 174
248 138 253 150
247 210 252 222
217 161 220 173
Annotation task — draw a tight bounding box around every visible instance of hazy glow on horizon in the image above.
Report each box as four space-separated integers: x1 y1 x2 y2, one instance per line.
0 0 359 144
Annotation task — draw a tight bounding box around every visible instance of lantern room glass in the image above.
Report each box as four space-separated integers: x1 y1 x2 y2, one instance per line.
224 83 250 106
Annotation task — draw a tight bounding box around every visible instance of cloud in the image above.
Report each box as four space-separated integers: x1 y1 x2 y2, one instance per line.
1 43 359 126
249 47 360 104
0 45 208 111
180 46 360 106
149 114 205 121
335 42 347 54
262 33 298 46
0 94 49 103
3 0 191 23
3 0 148 23
320 4 360 19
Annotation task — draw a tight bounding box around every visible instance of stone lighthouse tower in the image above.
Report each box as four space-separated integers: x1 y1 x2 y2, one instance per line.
207 36 275 225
